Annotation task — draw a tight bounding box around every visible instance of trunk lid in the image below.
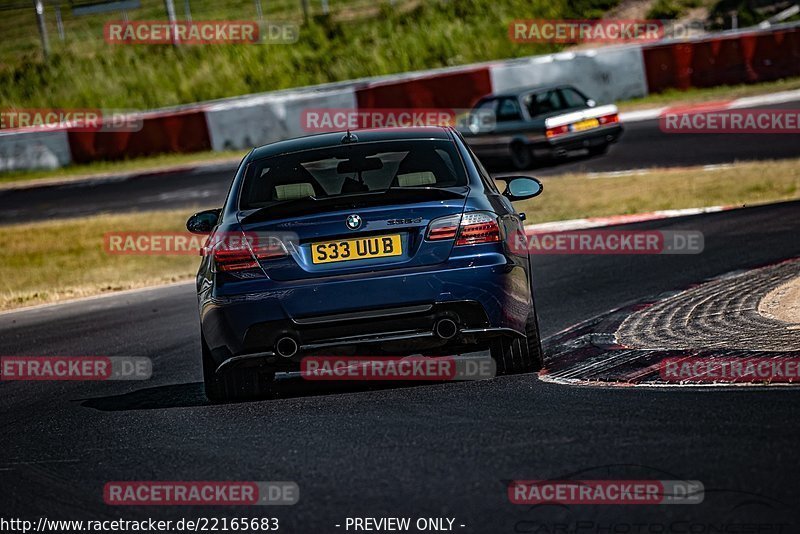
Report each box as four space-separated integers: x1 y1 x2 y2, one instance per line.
238 187 469 281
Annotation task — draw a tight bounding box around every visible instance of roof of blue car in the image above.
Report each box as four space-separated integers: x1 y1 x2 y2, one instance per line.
248 126 454 161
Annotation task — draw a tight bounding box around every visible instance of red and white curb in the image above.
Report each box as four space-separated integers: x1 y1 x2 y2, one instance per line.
618 88 800 123
524 205 734 234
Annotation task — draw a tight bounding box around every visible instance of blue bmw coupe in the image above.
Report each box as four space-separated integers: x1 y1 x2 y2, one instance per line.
187 126 543 401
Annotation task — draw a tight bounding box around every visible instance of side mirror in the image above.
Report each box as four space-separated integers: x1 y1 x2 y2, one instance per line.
187 208 221 234
500 176 543 201
586 99 597 107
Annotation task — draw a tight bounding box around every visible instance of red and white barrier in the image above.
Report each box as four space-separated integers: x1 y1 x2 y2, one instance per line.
205 87 357 151
489 46 648 105
356 67 493 110
0 129 72 171
643 25 800 93
67 108 212 164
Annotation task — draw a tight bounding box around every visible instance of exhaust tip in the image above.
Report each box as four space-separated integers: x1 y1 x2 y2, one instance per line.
435 318 458 340
275 336 299 358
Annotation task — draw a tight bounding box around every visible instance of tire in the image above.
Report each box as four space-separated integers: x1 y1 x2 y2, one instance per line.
490 336 527 376
524 307 544 372
490 309 543 375
202 337 273 402
510 142 533 170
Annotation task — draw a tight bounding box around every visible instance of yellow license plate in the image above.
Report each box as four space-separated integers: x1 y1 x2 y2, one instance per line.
311 234 403 264
571 118 600 132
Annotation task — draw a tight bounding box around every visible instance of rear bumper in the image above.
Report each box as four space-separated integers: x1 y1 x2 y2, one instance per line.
199 252 531 369
535 124 623 156
214 307 520 375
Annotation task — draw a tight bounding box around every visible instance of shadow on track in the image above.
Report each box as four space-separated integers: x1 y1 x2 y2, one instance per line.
76 376 472 411
78 382 209 410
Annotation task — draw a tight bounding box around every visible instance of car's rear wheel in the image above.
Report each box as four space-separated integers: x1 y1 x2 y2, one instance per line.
524 308 544 371
490 309 543 375
510 142 533 170
202 338 273 402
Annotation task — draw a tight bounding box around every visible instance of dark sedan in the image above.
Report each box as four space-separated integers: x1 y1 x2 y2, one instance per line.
187 126 545 401
461 84 623 169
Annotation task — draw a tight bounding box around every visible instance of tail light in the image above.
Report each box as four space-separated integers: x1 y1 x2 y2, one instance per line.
456 212 501 245
545 124 570 138
212 244 258 272
598 113 619 125
426 214 460 241
204 231 288 272
426 212 501 246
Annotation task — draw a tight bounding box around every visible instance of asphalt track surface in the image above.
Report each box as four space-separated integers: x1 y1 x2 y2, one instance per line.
2 100 800 224
2 200 800 531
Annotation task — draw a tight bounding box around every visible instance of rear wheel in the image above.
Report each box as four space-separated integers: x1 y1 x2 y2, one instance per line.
490 336 527 375
490 309 543 375
510 142 533 170
524 308 544 371
202 338 273 402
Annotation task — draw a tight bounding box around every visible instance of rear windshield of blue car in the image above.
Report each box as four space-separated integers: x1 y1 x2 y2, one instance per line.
239 140 468 210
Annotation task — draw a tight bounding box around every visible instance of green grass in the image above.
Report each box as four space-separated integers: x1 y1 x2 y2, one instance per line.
3 157 798 310
0 0 617 110
646 0 702 19
515 158 800 223
0 210 200 310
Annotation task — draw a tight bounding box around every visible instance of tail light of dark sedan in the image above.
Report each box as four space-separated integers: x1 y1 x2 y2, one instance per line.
545 124 570 138
426 212 501 246
598 112 619 125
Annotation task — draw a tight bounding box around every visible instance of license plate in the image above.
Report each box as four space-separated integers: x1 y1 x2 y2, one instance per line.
571 118 600 132
311 234 402 264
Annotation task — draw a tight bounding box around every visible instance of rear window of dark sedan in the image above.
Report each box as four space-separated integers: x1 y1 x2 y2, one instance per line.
239 140 467 209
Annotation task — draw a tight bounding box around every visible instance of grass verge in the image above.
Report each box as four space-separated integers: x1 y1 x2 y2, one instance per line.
2 157 799 311
1 210 200 311
515 159 799 223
